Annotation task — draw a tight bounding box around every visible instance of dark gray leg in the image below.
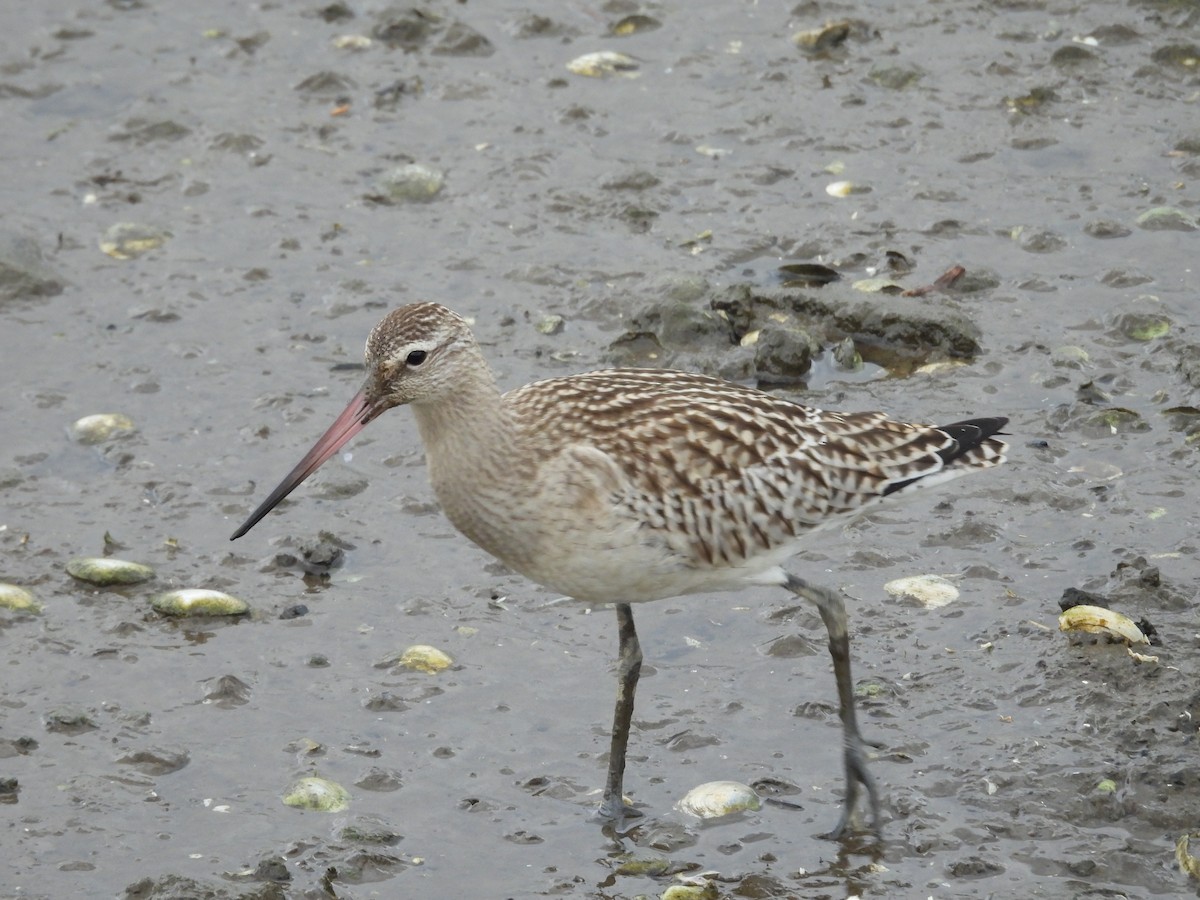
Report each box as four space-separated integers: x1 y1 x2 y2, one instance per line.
785 573 882 839
598 602 642 825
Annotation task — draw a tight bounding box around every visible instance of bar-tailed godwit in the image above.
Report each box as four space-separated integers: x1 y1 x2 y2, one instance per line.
231 302 1008 838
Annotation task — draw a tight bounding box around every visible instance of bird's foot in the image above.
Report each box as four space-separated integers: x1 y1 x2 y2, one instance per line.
593 793 644 836
819 730 883 841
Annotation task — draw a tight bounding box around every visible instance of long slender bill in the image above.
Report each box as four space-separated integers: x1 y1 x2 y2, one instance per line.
230 388 378 540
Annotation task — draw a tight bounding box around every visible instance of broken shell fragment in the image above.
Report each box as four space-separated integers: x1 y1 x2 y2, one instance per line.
676 780 761 819
151 589 249 617
99 223 169 259
67 557 155 586
332 34 372 51
1058 604 1148 645
283 776 351 812
852 276 905 294
0 583 41 613
885 574 960 609
398 644 454 674
535 314 565 335
792 20 853 52
566 51 639 78
70 413 136 444
832 336 862 370
611 15 660 36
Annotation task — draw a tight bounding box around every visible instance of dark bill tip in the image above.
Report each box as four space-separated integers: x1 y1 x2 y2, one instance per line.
230 389 374 540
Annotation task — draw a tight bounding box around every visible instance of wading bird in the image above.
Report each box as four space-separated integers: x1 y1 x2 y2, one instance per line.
231 302 1007 838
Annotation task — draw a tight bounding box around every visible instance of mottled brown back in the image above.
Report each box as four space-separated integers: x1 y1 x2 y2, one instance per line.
505 369 1006 568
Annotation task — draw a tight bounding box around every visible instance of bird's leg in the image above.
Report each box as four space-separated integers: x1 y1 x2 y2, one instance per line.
598 601 642 825
784 573 882 840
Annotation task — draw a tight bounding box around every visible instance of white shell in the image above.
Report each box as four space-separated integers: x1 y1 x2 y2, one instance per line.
885 574 960 609
566 51 639 78
825 180 856 197
151 589 249 617
676 780 761 819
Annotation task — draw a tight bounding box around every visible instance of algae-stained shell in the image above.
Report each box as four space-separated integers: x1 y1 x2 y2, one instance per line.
614 856 674 877
283 776 351 812
1177 831 1200 880
399 644 454 674
535 314 565 335
1114 312 1171 342
376 163 444 203
67 557 155 586
832 336 862 370
662 884 719 900
676 780 761 819
151 589 249 617
1135 206 1197 232
885 574 959 609
0 584 42 613
1058 604 1148 644
70 413 136 444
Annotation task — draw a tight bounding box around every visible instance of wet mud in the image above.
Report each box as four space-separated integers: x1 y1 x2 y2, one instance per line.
2 1 1198 897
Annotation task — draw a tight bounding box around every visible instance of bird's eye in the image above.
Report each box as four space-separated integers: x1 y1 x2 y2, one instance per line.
406 350 427 367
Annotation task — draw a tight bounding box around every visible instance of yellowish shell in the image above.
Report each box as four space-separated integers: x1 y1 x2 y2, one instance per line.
398 644 454 674
1058 604 1148 644
0 583 41 613
67 557 155 586
70 413 136 444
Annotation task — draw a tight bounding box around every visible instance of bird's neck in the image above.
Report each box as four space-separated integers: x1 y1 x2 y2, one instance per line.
409 362 543 563
409 362 524 486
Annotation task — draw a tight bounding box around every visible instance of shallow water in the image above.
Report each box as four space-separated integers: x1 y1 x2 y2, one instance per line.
2 1 1198 897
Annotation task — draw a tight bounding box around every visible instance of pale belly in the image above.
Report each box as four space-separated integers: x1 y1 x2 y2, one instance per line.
436 482 789 604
